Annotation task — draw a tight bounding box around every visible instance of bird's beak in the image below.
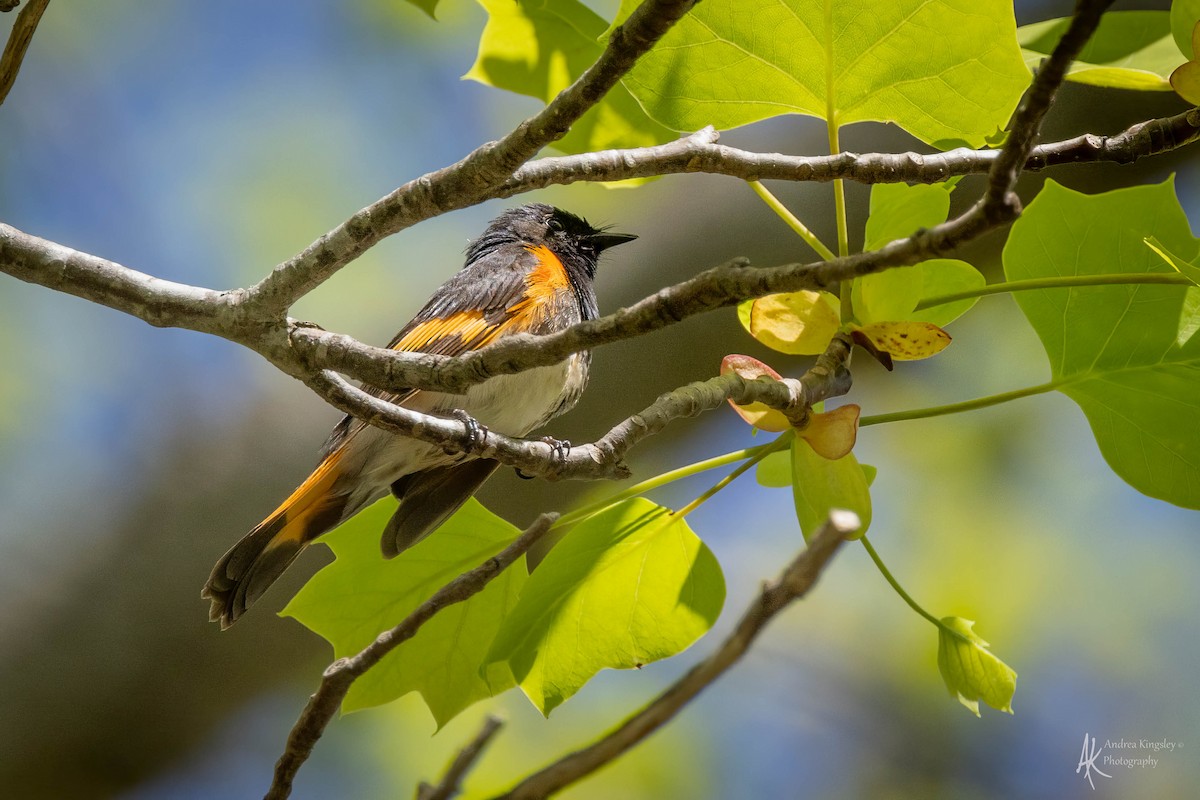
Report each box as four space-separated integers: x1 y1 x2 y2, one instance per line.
590 232 638 252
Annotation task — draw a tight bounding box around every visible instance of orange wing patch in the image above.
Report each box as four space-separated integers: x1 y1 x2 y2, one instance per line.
390 309 498 354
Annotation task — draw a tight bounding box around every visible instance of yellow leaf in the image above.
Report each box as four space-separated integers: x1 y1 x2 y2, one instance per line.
1171 60 1200 104
799 404 860 460
1170 21 1200 105
858 321 952 360
720 354 790 432
749 291 841 355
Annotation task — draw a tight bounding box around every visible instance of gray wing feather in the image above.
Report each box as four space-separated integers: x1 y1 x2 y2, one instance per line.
382 459 500 557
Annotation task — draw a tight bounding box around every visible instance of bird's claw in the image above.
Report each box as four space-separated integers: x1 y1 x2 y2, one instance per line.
513 437 571 480
452 410 488 451
541 435 572 463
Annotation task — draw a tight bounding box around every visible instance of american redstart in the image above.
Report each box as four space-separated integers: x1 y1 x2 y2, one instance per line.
203 204 636 628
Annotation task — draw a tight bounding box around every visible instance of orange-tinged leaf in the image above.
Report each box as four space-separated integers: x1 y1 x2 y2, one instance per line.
858 321 952 360
720 355 791 431
799 404 860 460
749 291 840 355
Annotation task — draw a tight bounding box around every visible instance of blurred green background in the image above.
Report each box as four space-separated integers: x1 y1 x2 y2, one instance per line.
1 1 1197 798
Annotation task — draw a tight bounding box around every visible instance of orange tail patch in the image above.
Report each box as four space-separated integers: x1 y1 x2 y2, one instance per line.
203 449 349 628
259 448 349 549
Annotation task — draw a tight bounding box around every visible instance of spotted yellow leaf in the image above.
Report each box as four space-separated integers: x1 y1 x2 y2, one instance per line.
858 321 952 360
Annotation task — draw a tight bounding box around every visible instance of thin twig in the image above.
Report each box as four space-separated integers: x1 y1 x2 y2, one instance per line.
503 106 1200 192
0 0 47 105
490 511 861 800
416 716 505 800
265 514 558 800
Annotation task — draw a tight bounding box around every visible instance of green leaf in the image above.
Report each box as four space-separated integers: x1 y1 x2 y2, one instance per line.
403 0 439 19
1171 0 1200 57
790 437 872 542
864 182 953 252
936 617 1017 717
465 0 674 155
622 0 1028 148
1003 178 1200 509
854 259 985 327
1018 11 1183 91
485 498 725 716
281 498 526 728
856 183 983 326
757 449 792 488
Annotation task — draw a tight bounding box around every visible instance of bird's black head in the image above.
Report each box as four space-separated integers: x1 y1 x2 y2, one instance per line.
466 203 636 276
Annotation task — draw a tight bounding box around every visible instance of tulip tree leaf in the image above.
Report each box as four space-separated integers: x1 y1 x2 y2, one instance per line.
466 0 673 155
937 617 1017 716
757 449 793 488
1172 0 1200 57
282 498 526 728
1018 11 1183 91
791 437 872 541
486 498 725 716
1003 178 1200 509
621 0 1028 148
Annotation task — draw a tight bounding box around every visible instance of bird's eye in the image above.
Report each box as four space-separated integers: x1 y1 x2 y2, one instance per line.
546 216 564 232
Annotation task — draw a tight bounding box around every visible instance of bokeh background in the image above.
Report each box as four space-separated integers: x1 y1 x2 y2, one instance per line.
2 1 1198 798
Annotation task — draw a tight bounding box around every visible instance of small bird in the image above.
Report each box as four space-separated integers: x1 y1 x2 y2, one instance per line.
203 204 635 628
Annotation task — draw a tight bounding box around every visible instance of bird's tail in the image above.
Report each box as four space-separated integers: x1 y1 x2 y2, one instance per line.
203 451 349 629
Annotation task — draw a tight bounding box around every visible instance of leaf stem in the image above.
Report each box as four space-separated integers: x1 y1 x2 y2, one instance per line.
556 433 793 529
859 535 942 629
916 273 1192 310
747 181 836 261
859 380 1061 427
826 116 853 321
673 433 792 518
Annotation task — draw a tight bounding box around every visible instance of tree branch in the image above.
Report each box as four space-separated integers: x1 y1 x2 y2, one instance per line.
265 513 558 800
416 715 505 800
491 511 861 800
0 0 48 105
6 100 1196 399
301 334 851 482
983 0 1116 216
0 222 234 333
501 107 1200 193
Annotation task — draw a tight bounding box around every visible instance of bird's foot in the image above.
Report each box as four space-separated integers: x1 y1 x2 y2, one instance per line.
452 410 488 452
514 436 571 480
541 435 572 463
